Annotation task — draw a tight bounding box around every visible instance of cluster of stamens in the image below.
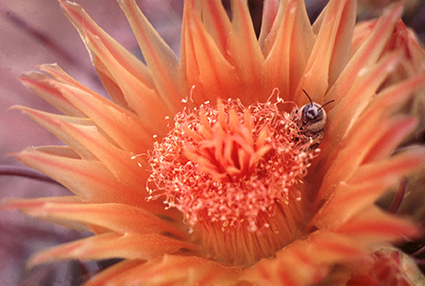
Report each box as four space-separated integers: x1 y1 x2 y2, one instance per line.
148 99 317 233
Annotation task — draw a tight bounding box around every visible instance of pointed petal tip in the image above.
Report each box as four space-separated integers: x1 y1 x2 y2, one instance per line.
382 2 403 22
7 104 24 113
9 104 36 113
17 71 39 81
59 0 80 10
35 63 61 71
0 199 20 210
3 149 20 160
116 0 130 6
1 197 44 210
6 105 45 122
17 71 53 87
58 0 85 21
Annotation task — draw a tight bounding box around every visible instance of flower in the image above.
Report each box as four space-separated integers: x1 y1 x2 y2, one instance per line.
3 0 425 285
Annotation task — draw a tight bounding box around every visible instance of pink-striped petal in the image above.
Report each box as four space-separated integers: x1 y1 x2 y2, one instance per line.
4 200 186 238
118 0 187 111
28 232 197 268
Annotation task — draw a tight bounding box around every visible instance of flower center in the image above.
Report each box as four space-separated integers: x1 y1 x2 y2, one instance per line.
148 98 318 265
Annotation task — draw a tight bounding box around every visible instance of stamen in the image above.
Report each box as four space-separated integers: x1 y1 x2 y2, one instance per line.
147 98 318 264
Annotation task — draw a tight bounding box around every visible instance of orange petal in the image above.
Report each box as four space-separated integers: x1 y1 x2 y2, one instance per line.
82 260 145 286
18 71 85 117
258 0 279 54
86 254 238 286
181 0 240 104
199 0 231 56
324 74 425 169
118 0 187 111
362 117 418 163
325 115 416 188
325 0 357 87
15 106 97 160
5 200 186 238
227 0 264 103
326 4 402 103
242 229 366 286
314 180 395 229
51 79 157 153
59 0 155 101
93 60 130 109
297 0 357 103
37 63 126 116
16 106 149 184
335 207 420 242
326 49 403 144
349 147 425 185
305 230 367 265
16 147 172 216
82 29 174 126
262 0 315 101
316 113 416 200
2 196 88 231
37 64 97 96
20 69 158 153
28 232 197 268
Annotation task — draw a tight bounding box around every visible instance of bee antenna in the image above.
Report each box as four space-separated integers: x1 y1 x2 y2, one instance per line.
318 100 335 112
313 100 335 120
302 89 313 105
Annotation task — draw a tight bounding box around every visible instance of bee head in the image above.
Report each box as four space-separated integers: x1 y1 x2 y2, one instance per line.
300 90 334 133
301 103 327 132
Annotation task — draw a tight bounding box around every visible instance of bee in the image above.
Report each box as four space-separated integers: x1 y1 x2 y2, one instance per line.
291 90 334 149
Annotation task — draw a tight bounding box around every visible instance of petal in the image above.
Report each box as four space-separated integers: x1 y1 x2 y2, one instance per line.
181 0 240 104
4 200 186 239
82 29 174 127
15 106 98 160
325 115 416 189
319 146 425 204
313 180 395 229
326 49 403 145
242 229 366 286
313 144 422 228
86 255 238 286
58 0 156 106
258 0 280 54
227 0 264 102
348 147 425 185
361 117 418 163
28 232 197 268
262 0 315 100
118 0 187 111
326 4 403 103
297 0 356 103
316 73 425 199
2 196 88 231
50 78 157 152
37 64 98 97
199 0 231 55
16 106 149 184
18 71 85 117
20 69 158 153
16 147 172 216
82 260 145 286
335 207 420 242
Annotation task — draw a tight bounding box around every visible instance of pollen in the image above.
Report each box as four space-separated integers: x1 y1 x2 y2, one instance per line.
148 98 318 264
